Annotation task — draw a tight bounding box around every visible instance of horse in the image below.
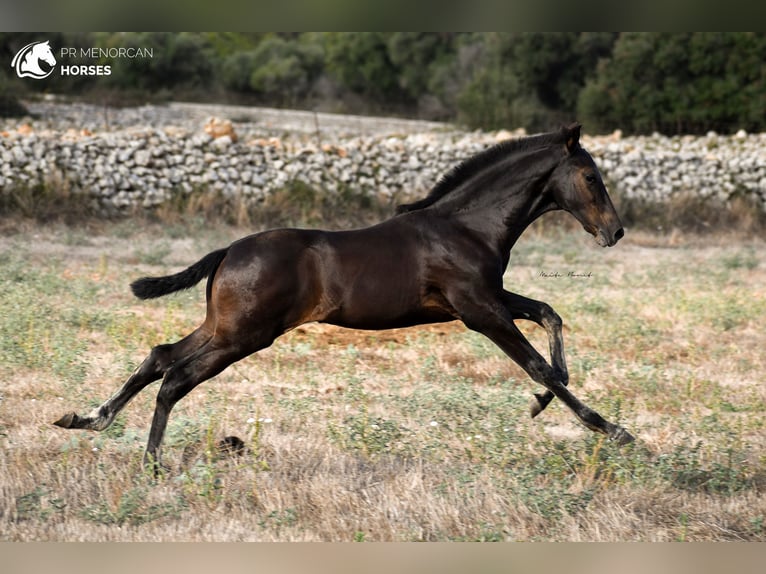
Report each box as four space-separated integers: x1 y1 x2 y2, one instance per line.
54 123 634 474
12 40 57 79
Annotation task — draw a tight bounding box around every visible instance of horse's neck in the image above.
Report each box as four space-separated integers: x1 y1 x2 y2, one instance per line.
439 153 559 257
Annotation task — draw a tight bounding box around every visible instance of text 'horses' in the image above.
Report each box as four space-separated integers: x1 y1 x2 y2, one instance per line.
54 123 633 473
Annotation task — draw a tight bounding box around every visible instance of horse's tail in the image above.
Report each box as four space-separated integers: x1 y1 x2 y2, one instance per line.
130 247 229 300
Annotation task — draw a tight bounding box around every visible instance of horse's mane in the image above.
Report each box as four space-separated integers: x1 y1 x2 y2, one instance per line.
395 129 566 214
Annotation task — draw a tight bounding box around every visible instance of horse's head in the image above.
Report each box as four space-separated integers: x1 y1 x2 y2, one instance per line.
33 41 56 67
547 123 624 247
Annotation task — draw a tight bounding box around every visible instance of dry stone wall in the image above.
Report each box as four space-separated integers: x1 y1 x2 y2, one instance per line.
2 101 765 214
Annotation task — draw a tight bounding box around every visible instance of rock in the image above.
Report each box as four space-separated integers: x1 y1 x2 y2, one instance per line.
204 117 238 141
211 135 233 149
134 149 151 167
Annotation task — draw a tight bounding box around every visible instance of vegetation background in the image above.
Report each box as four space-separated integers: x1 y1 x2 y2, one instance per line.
2 32 766 135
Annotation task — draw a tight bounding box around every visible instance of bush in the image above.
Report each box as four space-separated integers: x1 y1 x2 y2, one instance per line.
221 35 324 106
325 32 404 108
385 32 460 118
100 33 215 93
457 64 531 130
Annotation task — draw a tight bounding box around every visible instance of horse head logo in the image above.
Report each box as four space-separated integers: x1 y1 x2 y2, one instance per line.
11 40 57 79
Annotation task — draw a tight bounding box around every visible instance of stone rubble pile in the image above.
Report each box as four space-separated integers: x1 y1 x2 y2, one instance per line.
1 101 764 214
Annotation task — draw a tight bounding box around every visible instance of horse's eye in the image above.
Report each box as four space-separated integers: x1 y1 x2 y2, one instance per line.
585 174 597 184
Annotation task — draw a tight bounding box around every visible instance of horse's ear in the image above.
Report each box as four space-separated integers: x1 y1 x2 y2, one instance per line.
563 122 582 153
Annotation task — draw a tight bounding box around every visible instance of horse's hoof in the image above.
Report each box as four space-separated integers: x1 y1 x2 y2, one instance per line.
529 394 546 419
53 412 78 428
609 427 635 446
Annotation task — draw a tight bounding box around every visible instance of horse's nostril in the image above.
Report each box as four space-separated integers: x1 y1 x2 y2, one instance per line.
614 228 624 241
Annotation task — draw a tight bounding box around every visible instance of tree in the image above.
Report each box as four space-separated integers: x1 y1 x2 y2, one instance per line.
577 32 766 134
456 33 616 132
248 35 324 105
324 33 403 108
220 34 324 106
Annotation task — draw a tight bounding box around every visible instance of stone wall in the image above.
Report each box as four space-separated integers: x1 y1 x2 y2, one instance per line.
2 101 765 214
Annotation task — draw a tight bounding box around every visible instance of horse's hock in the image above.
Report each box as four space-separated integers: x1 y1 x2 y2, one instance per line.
1 101 765 215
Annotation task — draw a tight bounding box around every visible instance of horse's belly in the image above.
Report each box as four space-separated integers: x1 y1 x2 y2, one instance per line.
320 278 457 330
322 308 455 331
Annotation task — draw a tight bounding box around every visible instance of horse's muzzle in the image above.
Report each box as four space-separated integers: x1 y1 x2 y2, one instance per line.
596 226 624 247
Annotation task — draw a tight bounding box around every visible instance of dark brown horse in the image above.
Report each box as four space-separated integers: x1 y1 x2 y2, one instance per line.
54 123 633 472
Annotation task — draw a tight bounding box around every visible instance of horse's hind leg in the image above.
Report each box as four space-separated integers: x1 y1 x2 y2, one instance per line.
501 291 568 418
142 334 268 473
53 328 212 432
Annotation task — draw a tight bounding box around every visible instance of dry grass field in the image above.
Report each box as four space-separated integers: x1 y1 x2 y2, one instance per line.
0 216 764 541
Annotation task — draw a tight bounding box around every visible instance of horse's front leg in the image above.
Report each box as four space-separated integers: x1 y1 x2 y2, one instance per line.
455 292 633 445
501 291 568 418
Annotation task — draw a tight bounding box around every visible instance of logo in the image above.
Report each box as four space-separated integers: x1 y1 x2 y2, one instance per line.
11 40 57 79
